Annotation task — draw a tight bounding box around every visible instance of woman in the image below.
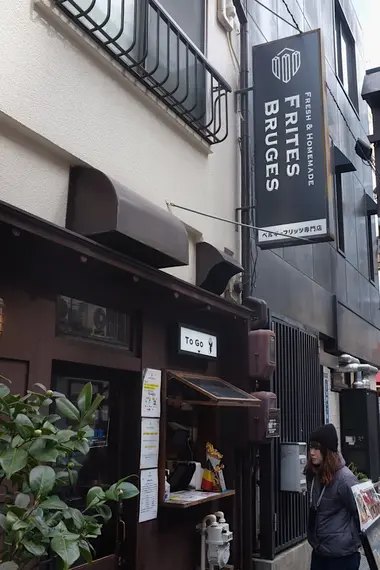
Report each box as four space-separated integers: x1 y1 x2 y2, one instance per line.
306 423 361 570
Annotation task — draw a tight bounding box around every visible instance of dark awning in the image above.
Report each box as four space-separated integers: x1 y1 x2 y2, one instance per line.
333 145 356 173
67 167 189 269
362 67 380 108
365 192 378 216
196 241 243 295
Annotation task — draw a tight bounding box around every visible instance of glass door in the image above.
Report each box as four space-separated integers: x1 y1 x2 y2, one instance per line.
52 361 139 568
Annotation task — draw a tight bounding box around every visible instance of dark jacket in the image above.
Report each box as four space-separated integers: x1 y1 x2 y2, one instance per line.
307 454 361 557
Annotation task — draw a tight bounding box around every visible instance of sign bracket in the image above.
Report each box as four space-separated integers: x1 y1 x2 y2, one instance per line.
235 85 254 112
235 205 255 232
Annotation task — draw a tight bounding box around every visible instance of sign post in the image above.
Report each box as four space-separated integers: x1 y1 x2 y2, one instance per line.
252 29 333 249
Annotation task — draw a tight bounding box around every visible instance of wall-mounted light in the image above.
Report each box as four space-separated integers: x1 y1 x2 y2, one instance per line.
0 298 4 338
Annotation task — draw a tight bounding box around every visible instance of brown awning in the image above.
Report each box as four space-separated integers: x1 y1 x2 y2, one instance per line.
66 167 189 269
196 241 243 295
166 370 260 408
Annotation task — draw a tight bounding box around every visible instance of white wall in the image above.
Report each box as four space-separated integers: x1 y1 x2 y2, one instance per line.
328 389 341 448
324 367 341 445
0 0 241 284
0 128 70 225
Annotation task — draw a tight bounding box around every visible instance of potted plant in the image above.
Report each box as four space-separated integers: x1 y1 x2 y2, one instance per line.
0 379 139 570
348 462 369 482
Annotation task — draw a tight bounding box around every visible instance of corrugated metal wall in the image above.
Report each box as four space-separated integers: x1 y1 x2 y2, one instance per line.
273 317 323 553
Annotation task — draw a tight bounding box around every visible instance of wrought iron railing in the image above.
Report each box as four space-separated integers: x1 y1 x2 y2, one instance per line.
55 0 231 144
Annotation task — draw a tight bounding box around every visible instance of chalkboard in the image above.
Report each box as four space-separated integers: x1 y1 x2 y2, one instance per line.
182 376 252 400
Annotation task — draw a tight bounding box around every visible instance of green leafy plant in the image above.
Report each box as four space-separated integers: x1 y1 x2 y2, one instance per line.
348 462 369 482
0 379 139 570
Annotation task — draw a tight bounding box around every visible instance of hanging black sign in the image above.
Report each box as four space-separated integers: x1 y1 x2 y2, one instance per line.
253 29 333 249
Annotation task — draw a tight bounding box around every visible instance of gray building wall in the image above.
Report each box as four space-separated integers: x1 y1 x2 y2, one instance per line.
246 0 380 365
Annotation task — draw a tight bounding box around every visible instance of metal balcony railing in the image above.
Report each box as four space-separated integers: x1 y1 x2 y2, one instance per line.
55 0 232 144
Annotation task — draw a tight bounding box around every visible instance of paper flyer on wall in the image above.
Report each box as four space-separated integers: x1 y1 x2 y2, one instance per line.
138 468 158 523
140 418 160 469
351 481 380 532
141 368 161 418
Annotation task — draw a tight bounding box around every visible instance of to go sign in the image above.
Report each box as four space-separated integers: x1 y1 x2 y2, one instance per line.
179 326 217 358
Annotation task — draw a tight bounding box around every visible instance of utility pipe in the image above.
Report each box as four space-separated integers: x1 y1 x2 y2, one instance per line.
201 514 217 570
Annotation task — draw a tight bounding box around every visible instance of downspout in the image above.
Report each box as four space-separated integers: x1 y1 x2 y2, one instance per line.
232 8 253 570
233 0 252 303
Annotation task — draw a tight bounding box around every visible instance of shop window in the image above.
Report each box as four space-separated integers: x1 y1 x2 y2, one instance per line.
367 214 376 282
335 1 358 110
56 377 111 448
56 295 131 348
335 172 345 253
161 371 259 508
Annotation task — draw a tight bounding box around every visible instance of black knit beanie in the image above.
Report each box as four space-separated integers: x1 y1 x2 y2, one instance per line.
309 423 338 453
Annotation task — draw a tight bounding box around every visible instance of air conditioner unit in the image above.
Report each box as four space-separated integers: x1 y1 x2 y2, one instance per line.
85 305 108 338
58 297 109 338
223 275 242 305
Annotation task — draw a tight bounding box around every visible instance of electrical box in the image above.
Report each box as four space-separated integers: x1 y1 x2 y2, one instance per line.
248 329 276 380
248 391 280 443
280 442 307 493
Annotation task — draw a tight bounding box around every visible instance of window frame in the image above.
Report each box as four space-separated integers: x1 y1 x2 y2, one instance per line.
154 0 206 54
366 214 376 283
334 171 345 255
334 1 359 112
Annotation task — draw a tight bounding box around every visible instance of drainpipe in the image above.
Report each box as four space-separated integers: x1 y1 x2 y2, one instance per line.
233 0 252 304
233 8 253 570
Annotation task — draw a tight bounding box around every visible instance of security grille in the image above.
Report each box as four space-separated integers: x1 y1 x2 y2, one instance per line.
272 317 323 553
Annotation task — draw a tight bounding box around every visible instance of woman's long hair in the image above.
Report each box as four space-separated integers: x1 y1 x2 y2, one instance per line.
305 449 341 486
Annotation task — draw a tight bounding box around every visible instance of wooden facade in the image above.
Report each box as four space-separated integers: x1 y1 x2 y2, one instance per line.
0 201 256 570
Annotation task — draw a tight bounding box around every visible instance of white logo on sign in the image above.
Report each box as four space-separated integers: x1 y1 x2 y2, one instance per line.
272 48 301 83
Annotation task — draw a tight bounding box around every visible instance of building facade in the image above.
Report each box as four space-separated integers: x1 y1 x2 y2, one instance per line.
246 0 380 567
248 0 379 366
2 1 379 570
0 3 261 570
0 0 242 281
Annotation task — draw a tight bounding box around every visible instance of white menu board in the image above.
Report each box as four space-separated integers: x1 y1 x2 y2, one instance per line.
138 468 158 523
141 368 161 418
140 418 160 469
